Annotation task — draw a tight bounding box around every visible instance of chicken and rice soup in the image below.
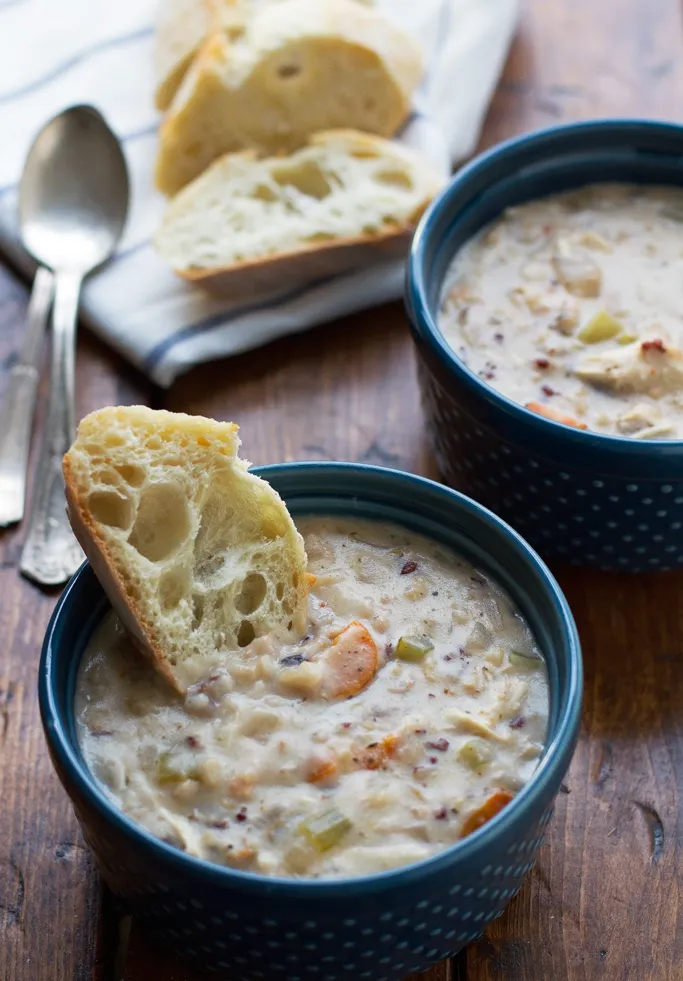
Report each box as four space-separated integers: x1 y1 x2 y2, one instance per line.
439 183 683 437
76 516 549 879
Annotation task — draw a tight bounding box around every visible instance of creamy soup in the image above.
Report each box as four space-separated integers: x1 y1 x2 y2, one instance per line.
439 183 683 437
76 517 549 879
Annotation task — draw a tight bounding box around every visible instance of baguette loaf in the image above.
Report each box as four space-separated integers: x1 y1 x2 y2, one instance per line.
63 406 309 693
154 130 442 296
155 0 423 195
154 0 374 112
154 0 215 112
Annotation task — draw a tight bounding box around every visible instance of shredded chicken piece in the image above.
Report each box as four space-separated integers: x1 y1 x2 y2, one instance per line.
575 338 683 396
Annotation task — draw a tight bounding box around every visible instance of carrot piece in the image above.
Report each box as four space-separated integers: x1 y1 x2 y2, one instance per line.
228 775 255 800
227 847 257 869
526 401 588 430
306 573 317 587
358 733 400 770
321 621 378 699
306 754 339 784
460 789 514 839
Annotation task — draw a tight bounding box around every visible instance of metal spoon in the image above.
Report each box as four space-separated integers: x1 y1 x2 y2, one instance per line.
18 105 129 586
0 266 54 526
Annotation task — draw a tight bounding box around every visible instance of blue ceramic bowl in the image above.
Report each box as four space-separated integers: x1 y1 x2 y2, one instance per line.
406 119 683 572
40 463 582 981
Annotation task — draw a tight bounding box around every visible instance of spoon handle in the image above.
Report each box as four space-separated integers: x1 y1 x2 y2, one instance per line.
20 270 84 586
0 266 54 526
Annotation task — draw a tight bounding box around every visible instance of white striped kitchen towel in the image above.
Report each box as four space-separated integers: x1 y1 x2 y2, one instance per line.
0 0 518 387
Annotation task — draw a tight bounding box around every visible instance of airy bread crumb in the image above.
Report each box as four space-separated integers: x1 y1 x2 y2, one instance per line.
154 0 376 112
63 406 309 692
154 129 443 296
155 0 424 194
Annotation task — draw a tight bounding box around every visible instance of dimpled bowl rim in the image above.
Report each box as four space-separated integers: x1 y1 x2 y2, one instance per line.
407 117 683 455
39 462 582 898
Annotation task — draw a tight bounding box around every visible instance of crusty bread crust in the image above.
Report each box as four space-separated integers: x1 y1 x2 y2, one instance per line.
154 0 215 112
155 0 424 195
63 407 309 694
181 223 417 297
64 469 182 691
154 129 442 294
154 0 383 113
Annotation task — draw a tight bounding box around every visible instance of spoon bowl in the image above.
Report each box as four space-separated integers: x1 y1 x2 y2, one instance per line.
19 105 129 273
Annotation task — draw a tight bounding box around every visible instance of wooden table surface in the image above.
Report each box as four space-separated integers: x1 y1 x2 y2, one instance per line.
2 0 683 979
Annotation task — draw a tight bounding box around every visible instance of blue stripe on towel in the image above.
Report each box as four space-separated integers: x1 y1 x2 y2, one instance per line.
394 111 420 139
145 273 342 371
122 122 158 143
112 239 151 263
0 25 154 105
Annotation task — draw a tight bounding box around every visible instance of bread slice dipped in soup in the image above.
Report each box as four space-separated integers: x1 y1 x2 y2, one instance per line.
67 407 549 879
439 183 683 438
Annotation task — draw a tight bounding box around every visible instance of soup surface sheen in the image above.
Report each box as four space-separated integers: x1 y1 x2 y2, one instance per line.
77 516 549 879
439 183 683 437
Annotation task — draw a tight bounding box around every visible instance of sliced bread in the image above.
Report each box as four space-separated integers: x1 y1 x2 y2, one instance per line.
155 0 423 195
154 0 215 112
63 406 309 692
154 130 443 296
154 0 375 112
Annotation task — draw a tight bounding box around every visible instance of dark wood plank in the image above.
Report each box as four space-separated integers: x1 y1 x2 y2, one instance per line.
167 301 436 477
465 0 683 978
467 564 683 981
0 263 153 981
138 1 683 980
478 0 683 151
3 0 683 979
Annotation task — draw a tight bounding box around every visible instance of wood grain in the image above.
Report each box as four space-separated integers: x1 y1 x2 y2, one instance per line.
2 0 683 979
0 265 152 981
464 0 683 977
167 302 436 476
467 564 683 981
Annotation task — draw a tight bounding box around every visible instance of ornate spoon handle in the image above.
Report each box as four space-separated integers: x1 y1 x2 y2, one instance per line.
20 270 84 586
0 266 54 527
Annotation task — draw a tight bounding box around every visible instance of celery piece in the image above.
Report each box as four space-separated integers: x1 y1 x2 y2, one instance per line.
459 739 493 769
299 809 352 852
157 752 186 784
157 752 199 785
395 635 434 662
578 310 623 344
617 333 638 346
509 650 543 670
